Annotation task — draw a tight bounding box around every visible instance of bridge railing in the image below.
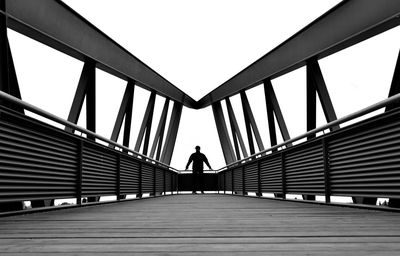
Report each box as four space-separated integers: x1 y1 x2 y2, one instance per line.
0 91 179 212
216 93 400 207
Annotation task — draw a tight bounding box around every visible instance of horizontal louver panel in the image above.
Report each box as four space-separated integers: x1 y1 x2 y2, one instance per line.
233 168 243 193
120 156 140 195
329 112 400 198
156 168 164 193
0 111 78 202
244 163 258 192
285 142 324 195
82 144 117 196
141 164 154 193
260 154 282 193
225 170 233 191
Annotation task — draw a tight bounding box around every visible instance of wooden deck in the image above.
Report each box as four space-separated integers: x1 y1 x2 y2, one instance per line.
1 194 400 255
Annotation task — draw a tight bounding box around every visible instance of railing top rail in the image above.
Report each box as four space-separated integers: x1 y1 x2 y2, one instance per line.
0 91 180 173
216 93 400 172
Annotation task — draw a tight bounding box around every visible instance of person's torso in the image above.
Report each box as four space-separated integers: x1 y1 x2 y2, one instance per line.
191 152 206 171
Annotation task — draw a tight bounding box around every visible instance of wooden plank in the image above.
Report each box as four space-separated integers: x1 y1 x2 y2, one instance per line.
0 195 400 254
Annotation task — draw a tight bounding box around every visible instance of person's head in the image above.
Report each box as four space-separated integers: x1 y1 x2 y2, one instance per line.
195 145 200 152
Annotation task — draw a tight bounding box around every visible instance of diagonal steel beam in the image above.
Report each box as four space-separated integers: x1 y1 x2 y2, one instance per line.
134 92 156 155
264 80 291 148
225 98 248 159
149 98 170 160
240 91 265 154
307 59 338 130
197 0 400 108
65 60 95 134
160 102 183 165
212 101 236 164
109 80 135 147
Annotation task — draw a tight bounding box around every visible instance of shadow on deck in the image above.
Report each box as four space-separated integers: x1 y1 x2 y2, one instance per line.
1 194 400 255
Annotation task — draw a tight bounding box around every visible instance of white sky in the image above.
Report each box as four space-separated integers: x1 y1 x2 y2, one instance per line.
8 0 400 169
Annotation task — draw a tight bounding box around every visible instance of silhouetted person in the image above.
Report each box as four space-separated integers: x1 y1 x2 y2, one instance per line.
185 146 212 194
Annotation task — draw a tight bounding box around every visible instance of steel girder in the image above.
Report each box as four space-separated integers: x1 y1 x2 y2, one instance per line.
4 0 197 108
197 0 400 108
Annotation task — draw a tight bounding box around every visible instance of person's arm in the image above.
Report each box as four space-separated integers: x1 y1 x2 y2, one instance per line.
185 154 193 170
204 155 212 170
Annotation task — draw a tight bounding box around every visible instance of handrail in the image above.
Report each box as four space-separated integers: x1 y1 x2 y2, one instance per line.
0 91 180 173
217 93 400 172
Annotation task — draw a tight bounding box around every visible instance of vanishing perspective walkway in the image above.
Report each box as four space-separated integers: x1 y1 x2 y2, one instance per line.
1 195 400 255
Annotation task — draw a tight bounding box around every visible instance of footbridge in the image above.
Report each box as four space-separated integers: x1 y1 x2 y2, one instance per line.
1 0 400 254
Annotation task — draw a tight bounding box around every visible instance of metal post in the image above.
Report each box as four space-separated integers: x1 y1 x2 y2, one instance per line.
231 170 234 194
242 166 246 195
76 141 83 205
386 50 400 112
117 154 121 201
281 152 286 199
153 167 156 197
138 162 142 198
0 2 23 114
224 171 226 194
0 0 8 99
163 170 166 195
307 64 317 140
257 161 262 197
160 102 183 165
322 138 331 203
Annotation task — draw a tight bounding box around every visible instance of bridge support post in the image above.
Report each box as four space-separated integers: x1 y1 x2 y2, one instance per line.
212 101 236 164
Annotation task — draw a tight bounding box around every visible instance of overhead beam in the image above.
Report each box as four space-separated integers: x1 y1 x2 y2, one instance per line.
212 101 236 164
197 0 400 108
4 0 197 108
160 102 183 165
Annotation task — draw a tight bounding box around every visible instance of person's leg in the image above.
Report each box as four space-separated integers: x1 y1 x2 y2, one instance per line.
200 172 205 193
192 171 196 194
